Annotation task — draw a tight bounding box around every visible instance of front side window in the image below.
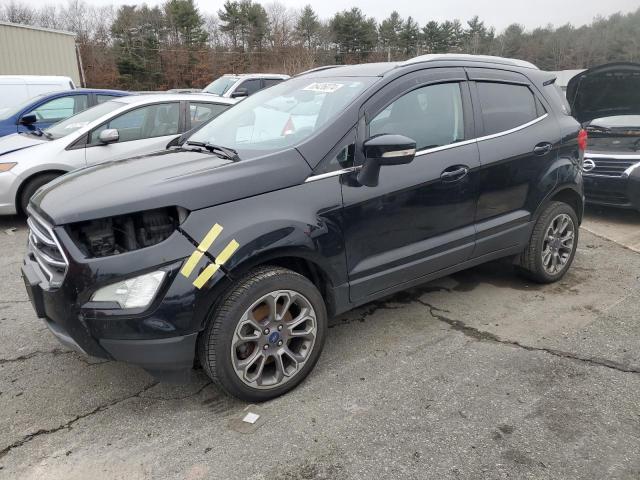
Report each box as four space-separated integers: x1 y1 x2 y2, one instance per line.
89 102 180 144
370 82 465 151
27 95 88 122
45 100 125 140
189 102 229 129
188 76 375 159
477 82 542 135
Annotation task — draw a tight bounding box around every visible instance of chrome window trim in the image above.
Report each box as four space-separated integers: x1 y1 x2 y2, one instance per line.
585 153 640 160
305 114 548 182
305 166 361 183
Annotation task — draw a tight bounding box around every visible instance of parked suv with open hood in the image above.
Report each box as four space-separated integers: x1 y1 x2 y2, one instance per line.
567 62 640 211
23 55 584 401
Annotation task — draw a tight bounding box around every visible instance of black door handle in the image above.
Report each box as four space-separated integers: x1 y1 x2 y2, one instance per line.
440 165 469 182
533 142 552 155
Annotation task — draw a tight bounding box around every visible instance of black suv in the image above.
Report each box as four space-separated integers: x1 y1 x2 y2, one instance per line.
22 55 584 401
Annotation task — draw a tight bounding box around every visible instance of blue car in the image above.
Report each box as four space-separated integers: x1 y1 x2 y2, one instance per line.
0 89 130 137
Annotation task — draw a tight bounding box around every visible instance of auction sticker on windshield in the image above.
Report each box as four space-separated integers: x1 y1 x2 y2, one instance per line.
303 83 344 93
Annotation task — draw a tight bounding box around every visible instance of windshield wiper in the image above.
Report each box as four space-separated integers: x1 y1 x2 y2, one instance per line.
21 127 53 140
185 141 240 161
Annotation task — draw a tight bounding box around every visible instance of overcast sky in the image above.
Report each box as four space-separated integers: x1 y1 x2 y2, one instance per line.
4 0 639 31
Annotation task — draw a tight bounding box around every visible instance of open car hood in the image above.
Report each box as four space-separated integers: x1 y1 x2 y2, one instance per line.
567 62 640 124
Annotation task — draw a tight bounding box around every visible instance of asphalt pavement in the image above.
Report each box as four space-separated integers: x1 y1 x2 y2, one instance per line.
0 211 639 480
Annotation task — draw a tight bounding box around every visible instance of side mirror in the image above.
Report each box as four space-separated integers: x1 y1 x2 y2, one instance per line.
98 128 119 144
231 88 249 98
357 134 416 187
19 114 37 126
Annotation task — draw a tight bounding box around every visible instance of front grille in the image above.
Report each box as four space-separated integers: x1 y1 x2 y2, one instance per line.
27 214 68 287
584 156 640 178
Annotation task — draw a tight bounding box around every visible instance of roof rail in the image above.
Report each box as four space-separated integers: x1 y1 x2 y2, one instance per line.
295 65 340 77
401 54 539 70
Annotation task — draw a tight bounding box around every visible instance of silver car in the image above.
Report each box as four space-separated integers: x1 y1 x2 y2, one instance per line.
0 94 237 215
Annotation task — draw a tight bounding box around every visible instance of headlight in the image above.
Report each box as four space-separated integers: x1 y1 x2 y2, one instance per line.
91 271 166 309
0 162 17 172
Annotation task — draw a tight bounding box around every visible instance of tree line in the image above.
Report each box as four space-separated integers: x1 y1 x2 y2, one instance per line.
1 0 639 90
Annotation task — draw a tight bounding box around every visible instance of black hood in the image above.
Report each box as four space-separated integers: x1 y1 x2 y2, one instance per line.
31 148 311 225
567 62 640 124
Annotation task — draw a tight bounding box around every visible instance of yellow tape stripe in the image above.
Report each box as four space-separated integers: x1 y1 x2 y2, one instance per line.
192 263 221 289
216 239 239 265
191 240 239 289
198 223 223 252
180 250 204 278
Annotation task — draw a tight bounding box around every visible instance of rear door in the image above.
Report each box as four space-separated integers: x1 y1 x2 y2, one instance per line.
187 101 230 130
341 68 480 302
467 68 561 257
84 101 182 165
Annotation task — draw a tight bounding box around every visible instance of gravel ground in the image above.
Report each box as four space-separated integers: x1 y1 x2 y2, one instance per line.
0 213 639 480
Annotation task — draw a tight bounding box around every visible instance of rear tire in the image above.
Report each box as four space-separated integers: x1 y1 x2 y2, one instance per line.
198 266 327 402
19 173 60 215
517 201 579 283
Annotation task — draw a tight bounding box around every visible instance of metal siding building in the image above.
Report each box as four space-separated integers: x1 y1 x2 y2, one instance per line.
0 22 81 85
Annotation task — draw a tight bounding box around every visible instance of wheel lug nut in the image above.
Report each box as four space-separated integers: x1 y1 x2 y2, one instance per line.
277 325 283 331
263 328 270 335
263 344 269 350
277 340 283 346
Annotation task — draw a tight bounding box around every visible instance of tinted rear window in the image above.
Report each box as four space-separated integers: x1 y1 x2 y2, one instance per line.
544 82 571 116
477 82 540 135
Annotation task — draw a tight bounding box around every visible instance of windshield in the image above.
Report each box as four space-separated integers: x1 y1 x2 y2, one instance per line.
0 94 47 121
189 76 375 158
44 100 125 139
589 115 640 129
203 76 239 96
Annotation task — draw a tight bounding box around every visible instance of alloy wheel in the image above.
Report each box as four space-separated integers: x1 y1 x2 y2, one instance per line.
541 213 575 275
231 290 317 390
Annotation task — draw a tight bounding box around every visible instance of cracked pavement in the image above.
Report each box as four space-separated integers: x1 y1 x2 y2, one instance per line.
1 214 639 480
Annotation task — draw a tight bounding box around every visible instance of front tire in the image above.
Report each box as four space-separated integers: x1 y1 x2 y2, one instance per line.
518 201 579 283
198 266 327 402
19 173 60 215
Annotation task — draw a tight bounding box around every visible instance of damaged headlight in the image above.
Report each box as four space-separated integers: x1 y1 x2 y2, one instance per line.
91 271 166 309
67 207 188 258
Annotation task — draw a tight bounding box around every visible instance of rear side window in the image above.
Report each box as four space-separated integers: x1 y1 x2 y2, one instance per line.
476 83 542 135
264 79 283 88
189 102 229 129
97 94 118 104
544 82 571 116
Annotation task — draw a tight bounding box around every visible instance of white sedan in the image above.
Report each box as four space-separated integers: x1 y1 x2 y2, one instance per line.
0 94 237 215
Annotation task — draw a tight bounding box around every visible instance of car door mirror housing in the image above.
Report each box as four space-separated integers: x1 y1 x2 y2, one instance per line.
98 128 119 144
231 88 249 98
357 134 417 187
19 114 37 126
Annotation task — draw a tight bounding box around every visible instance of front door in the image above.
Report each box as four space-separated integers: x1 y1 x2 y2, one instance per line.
84 102 183 166
341 68 480 302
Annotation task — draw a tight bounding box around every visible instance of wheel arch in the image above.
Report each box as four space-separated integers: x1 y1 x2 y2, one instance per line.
198 247 341 327
15 169 68 214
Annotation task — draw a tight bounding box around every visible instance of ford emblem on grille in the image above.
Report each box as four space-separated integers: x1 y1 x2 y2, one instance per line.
582 158 596 172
